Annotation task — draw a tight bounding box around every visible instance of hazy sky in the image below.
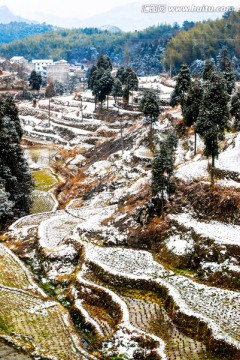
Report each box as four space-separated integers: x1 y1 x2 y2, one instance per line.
1 0 138 19
1 0 239 20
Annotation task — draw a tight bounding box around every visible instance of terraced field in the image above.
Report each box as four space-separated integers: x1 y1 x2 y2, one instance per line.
83 266 231 360
8 202 240 360
5 101 240 359
0 340 31 359
6 198 240 359
118 289 228 360
0 244 94 360
30 190 57 214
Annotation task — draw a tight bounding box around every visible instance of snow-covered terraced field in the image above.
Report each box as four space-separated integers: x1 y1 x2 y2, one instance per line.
38 212 80 248
0 287 90 360
31 190 57 214
8 199 240 358
0 244 42 294
78 238 240 355
10 211 62 229
0 244 95 360
82 263 229 360
0 340 32 359
170 213 240 246
176 159 209 180
76 267 166 360
84 243 170 279
118 290 224 360
168 276 240 344
5 96 240 359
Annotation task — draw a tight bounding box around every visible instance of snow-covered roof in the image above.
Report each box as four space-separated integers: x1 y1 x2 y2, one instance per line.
32 59 53 63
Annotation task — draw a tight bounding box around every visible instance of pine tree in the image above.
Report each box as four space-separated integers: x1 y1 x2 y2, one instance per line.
97 54 112 71
190 59 205 78
54 81 64 95
170 89 179 107
87 65 98 90
98 70 114 109
152 132 178 215
45 82 55 126
219 48 231 71
91 67 104 110
122 67 138 104
0 94 33 226
66 75 80 93
88 57 114 110
15 88 33 101
230 89 240 130
116 66 125 83
29 70 42 93
140 89 160 134
196 72 229 184
173 64 191 107
202 59 216 81
219 49 235 95
232 56 240 80
182 79 203 154
0 182 13 225
112 78 123 104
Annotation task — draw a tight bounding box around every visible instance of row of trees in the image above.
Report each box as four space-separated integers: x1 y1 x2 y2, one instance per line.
147 47 239 215
171 50 239 184
0 94 33 227
88 55 138 109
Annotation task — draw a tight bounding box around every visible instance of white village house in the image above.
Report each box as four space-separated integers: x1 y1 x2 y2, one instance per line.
10 56 28 64
47 59 69 84
32 59 53 76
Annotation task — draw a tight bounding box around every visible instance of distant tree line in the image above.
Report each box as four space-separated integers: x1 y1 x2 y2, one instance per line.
0 24 178 76
163 11 240 75
0 21 53 45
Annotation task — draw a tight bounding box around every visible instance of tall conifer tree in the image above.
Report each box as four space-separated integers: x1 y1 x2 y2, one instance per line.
182 79 203 154
196 72 229 184
171 64 191 107
0 94 33 226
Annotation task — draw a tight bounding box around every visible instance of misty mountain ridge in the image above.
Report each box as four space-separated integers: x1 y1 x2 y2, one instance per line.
78 1 225 31
0 2 227 31
0 5 37 24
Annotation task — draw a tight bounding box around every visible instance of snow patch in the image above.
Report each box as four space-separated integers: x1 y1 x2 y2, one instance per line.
166 235 194 256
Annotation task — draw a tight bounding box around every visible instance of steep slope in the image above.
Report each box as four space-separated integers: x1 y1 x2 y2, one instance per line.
2 86 240 359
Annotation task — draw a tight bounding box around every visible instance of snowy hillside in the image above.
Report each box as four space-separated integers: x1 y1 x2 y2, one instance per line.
1 76 239 360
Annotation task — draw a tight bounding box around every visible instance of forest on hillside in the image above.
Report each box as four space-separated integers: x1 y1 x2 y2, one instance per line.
0 24 178 75
1 12 240 77
163 11 240 73
0 22 54 44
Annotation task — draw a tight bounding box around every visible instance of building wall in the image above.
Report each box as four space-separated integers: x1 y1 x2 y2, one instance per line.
47 64 69 84
10 57 28 64
32 60 53 76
